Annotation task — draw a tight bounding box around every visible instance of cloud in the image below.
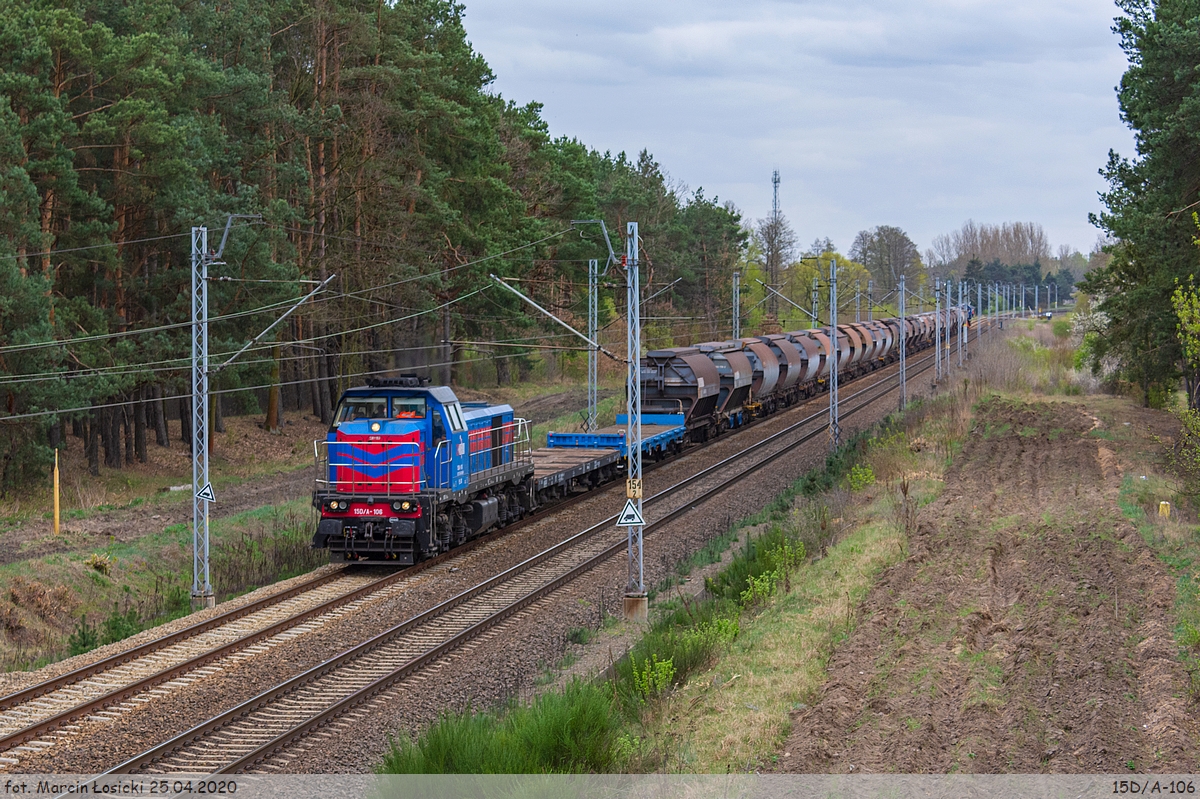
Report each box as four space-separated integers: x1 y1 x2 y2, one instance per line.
463 0 1133 254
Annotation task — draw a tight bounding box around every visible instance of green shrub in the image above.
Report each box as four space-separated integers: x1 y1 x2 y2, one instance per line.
740 570 779 607
611 600 739 716
67 618 99 657
631 655 675 700
100 604 140 645
848 464 875 492
1074 331 1100 371
707 526 805 606
1052 319 1071 339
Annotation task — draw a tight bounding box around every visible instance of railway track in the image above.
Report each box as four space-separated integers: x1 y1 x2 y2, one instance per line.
0 323 954 766
93 348 944 776
25 322 1005 779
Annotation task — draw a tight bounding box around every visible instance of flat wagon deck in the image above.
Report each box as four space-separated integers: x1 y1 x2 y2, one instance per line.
545 413 686 458
531 447 621 492
530 412 685 501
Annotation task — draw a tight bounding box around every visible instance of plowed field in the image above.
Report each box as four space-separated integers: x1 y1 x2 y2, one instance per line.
778 397 1200 773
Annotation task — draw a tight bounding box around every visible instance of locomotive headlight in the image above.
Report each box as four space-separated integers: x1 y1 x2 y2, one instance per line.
370 422 382 432
392 500 414 512
328 500 345 512
391 501 402 511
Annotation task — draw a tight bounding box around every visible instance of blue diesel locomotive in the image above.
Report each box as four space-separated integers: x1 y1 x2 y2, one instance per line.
311 376 533 564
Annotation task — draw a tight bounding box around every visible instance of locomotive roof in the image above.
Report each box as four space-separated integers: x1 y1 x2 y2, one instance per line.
342 383 460 406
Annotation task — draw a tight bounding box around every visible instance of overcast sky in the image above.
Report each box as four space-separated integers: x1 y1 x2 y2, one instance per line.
462 0 1134 258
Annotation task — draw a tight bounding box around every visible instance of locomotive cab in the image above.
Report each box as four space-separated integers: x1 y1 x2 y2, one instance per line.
312 376 533 565
327 384 469 492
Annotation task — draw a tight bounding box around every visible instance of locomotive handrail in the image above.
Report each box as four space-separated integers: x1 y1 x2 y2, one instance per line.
514 418 533 463
432 438 450 486
463 417 531 475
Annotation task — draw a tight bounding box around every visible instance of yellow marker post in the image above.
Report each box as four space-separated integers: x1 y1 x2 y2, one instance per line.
53 449 60 536
1159 501 1172 519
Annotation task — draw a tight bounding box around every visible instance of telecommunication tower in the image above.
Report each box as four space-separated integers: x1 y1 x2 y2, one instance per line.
767 171 781 317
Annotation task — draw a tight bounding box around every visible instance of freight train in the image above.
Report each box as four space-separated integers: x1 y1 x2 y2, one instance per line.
311 308 967 564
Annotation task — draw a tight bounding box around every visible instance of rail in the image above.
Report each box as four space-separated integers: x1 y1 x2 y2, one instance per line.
36 328 997 781
96 346 951 777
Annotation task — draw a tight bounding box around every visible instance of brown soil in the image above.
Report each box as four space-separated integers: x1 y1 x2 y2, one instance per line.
777 396 1200 773
0 415 328 568
513 388 614 426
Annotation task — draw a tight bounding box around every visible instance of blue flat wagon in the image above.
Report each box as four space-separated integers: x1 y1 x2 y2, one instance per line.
546 413 686 459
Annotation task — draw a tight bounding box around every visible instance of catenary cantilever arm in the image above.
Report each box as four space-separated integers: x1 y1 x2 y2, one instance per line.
489 274 626 363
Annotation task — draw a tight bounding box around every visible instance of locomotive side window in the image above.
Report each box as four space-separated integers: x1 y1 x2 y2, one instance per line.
444 403 467 432
332 396 387 427
391 397 426 419
432 410 446 444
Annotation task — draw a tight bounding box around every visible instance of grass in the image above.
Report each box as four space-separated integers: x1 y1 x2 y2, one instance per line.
664 498 914 771
0 415 324 527
1115 473 1200 699
379 680 622 774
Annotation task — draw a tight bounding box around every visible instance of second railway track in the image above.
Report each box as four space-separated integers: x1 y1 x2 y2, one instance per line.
0 324 944 766
16 321 1000 778
93 349 944 776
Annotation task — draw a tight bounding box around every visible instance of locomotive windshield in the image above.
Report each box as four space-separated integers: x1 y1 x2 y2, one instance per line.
332 395 430 427
332 396 387 427
391 397 427 418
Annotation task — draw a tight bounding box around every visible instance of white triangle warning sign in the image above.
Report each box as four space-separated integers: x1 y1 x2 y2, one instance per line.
615 498 645 527
195 483 216 502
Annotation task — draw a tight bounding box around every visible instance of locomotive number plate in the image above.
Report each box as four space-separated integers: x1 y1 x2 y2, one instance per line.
626 479 643 499
352 506 385 516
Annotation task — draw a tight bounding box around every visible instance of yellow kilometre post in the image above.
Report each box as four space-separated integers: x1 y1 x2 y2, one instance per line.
1159 501 1172 519
53 449 60 536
